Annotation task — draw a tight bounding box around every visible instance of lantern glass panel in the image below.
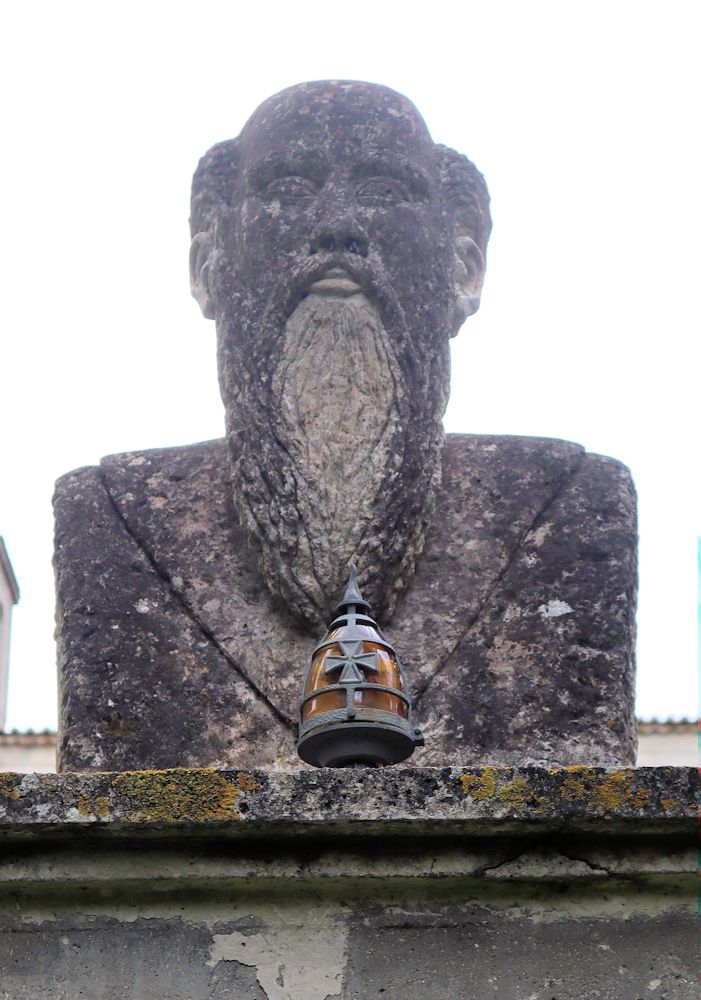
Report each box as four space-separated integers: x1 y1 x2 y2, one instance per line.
302 640 409 722
325 624 379 642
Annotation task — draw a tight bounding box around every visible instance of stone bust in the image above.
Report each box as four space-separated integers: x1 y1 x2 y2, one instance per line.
54 82 637 772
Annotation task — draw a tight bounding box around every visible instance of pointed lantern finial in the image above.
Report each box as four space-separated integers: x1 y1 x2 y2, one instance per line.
335 564 371 615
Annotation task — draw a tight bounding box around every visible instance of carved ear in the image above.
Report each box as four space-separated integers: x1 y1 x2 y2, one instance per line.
190 138 240 321
434 144 491 336
189 231 215 320
451 221 485 336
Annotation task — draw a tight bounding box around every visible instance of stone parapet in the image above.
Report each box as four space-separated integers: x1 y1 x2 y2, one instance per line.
0 765 695 839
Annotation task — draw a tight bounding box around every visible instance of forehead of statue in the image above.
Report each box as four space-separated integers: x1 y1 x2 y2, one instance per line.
238 82 436 176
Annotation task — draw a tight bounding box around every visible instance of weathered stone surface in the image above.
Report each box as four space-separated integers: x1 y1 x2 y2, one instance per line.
415 437 638 767
0 767 695 999
55 434 637 771
1 766 694 838
53 466 295 772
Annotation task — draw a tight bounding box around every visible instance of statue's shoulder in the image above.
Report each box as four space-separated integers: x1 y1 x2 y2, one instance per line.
408 432 637 769
52 436 292 773
54 438 228 504
53 439 233 581
433 432 636 568
442 431 634 489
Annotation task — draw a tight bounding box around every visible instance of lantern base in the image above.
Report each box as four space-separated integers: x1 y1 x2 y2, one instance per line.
297 718 422 768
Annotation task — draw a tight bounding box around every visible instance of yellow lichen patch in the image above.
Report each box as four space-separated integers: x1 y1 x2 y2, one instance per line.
0 774 20 801
548 768 657 814
493 778 547 813
496 778 532 809
36 774 59 788
76 794 111 819
560 776 587 802
660 798 678 811
459 767 498 800
631 788 652 808
112 768 242 823
586 771 650 814
235 772 258 792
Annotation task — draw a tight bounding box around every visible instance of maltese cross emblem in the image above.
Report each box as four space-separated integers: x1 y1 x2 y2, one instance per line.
324 640 379 684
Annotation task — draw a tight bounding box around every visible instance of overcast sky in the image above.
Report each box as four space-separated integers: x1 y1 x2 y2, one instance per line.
1 1 698 731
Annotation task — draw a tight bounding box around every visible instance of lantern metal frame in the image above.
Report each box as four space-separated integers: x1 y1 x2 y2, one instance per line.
297 568 424 767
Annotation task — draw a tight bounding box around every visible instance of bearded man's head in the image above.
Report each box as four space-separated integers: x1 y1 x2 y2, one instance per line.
189 81 491 629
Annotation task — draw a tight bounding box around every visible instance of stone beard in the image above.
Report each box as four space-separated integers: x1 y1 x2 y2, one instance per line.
217 256 451 629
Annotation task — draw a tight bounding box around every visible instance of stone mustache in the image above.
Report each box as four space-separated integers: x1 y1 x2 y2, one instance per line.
53 82 637 772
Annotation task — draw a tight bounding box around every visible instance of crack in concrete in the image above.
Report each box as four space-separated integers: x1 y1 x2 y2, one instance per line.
414 449 585 709
560 854 613 876
480 850 613 879
478 851 535 877
97 467 296 734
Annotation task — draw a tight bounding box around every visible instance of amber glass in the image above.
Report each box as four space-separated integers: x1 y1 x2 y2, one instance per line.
302 631 408 722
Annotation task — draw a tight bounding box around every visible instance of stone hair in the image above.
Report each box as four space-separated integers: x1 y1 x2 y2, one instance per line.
190 138 492 257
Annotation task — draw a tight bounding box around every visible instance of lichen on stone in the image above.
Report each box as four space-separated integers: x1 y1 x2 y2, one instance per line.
496 777 543 811
560 775 588 802
0 774 20 802
76 794 110 819
549 769 654 814
111 768 243 823
459 767 498 800
457 767 667 818
235 772 258 792
584 772 647 813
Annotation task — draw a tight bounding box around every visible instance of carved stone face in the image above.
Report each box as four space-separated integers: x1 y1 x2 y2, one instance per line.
190 82 490 628
229 82 454 342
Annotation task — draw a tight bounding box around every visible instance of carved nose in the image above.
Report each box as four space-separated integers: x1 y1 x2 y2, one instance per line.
310 218 369 258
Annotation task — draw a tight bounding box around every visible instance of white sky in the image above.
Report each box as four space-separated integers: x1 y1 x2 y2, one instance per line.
1 1 698 731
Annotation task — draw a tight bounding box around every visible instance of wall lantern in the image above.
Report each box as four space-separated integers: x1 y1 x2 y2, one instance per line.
297 565 424 767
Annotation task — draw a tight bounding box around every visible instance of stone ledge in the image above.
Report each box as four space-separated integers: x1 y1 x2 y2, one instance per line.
0 766 695 841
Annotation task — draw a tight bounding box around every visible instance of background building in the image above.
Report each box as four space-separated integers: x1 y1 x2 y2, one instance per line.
0 537 19 732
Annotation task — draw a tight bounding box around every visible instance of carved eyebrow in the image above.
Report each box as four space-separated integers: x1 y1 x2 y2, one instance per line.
352 158 431 198
246 151 329 191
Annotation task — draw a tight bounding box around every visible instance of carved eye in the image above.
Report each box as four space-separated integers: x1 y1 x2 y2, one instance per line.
262 176 318 203
355 176 412 206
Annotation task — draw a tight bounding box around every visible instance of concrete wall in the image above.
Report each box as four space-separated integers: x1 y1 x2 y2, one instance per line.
0 766 695 999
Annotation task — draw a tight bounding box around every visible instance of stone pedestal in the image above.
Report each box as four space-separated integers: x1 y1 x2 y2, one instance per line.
0 766 695 999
